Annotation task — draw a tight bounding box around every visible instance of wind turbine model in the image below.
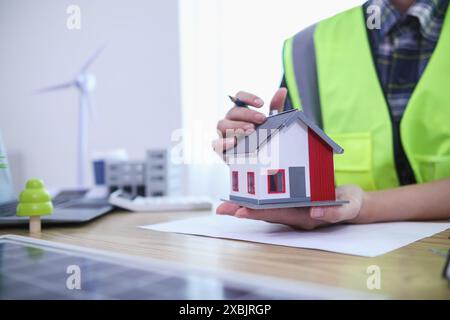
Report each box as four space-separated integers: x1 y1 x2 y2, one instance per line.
35 46 106 188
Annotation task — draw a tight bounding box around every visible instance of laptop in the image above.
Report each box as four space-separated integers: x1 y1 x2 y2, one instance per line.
0 131 113 226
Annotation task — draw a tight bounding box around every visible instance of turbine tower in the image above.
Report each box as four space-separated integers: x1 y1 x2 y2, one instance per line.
35 46 105 187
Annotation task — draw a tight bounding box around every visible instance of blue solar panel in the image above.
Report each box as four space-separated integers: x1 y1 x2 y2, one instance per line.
0 236 319 300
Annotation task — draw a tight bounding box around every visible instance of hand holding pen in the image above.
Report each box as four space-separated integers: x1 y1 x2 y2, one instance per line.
228 95 251 107
213 88 288 153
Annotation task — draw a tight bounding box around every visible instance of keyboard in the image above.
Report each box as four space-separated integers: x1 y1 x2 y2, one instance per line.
109 190 212 212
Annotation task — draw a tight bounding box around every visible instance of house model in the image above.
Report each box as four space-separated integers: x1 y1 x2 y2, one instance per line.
105 149 181 197
223 109 347 209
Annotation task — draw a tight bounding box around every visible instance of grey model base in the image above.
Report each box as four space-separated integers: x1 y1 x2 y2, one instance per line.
221 198 349 210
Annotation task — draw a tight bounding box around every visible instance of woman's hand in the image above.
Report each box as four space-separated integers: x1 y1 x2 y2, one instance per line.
216 185 366 230
212 88 287 154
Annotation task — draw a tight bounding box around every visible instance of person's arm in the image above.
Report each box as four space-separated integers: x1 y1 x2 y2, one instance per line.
214 89 450 230
217 180 450 230
352 178 450 224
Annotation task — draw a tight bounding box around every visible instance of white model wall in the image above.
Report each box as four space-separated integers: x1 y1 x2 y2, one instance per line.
228 121 310 201
228 155 259 199
257 121 310 200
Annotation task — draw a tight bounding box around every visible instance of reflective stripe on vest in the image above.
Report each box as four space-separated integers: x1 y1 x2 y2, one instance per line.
283 6 450 191
282 24 323 128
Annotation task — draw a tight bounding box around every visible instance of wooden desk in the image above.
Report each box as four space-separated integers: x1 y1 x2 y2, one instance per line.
1 210 449 299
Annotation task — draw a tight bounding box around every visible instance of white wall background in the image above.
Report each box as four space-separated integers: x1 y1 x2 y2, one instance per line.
0 0 365 197
0 0 181 191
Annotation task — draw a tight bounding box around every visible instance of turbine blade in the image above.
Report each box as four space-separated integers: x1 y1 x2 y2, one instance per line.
34 81 75 95
81 44 107 73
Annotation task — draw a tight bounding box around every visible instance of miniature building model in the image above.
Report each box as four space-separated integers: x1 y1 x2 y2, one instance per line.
105 149 180 197
224 110 346 209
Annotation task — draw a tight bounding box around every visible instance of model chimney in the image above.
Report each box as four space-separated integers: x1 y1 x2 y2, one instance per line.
270 110 279 116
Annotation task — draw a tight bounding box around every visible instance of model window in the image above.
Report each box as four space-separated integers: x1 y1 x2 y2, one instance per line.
247 172 255 194
232 171 239 191
267 169 285 194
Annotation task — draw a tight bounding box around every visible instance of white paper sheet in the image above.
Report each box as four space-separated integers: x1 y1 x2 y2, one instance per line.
141 215 450 257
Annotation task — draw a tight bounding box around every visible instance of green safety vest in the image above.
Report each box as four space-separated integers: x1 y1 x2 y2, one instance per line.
283 6 450 191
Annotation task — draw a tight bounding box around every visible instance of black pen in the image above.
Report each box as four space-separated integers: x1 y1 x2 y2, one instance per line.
228 95 249 108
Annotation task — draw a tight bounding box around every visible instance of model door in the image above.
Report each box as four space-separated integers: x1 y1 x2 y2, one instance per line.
289 167 306 198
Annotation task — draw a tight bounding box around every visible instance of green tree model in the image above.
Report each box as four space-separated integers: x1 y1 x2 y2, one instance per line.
0 155 7 169
16 179 53 233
